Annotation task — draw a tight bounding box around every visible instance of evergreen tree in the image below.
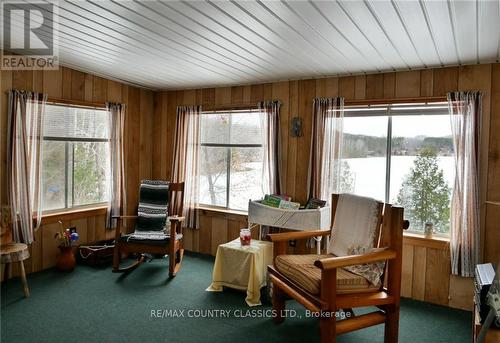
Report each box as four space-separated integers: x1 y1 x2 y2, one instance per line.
339 161 354 193
396 147 451 233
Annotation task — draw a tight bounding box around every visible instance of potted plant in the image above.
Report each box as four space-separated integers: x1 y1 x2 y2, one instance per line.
54 221 79 271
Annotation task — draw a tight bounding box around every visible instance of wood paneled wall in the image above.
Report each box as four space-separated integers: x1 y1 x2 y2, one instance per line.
153 64 499 310
401 235 473 310
182 208 249 256
0 67 154 278
1 63 498 310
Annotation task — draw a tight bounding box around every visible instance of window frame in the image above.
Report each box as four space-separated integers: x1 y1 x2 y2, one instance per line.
341 101 452 236
42 101 109 213
199 108 264 211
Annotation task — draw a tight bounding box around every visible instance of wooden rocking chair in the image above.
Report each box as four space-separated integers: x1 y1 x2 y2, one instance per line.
112 181 185 278
267 194 409 343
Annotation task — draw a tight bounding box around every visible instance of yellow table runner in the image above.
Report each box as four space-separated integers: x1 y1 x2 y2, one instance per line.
206 238 273 307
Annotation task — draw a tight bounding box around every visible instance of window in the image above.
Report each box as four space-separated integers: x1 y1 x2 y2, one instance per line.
199 110 264 211
42 104 110 211
341 102 453 235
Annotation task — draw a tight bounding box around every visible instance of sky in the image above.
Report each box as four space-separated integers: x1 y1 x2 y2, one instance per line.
344 114 452 138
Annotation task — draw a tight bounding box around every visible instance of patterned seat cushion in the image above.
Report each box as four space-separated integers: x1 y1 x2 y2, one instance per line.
274 254 381 295
120 233 183 246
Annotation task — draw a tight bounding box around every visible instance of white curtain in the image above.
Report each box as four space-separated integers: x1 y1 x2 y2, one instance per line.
7 90 47 244
447 91 482 277
259 101 282 195
106 102 127 229
307 97 345 202
172 106 201 229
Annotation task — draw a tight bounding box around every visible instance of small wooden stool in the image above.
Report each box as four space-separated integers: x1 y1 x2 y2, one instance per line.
1 243 30 297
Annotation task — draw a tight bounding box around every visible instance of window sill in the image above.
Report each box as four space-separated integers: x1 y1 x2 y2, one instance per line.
196 207 450 250
41 205 107 225
403 232 449 250
197 205 247 218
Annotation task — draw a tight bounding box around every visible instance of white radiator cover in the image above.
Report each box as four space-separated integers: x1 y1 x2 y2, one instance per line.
248 200 331 231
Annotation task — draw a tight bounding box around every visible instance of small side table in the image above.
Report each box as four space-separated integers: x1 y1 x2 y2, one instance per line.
206 238 273 306
1 243 30 297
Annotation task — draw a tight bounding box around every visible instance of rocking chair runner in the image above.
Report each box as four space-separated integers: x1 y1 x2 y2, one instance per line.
112 181 185 278
267 194 409 343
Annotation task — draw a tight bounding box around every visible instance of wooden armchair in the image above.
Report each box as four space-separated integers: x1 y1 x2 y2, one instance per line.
112 181 185 278
267 194 409 343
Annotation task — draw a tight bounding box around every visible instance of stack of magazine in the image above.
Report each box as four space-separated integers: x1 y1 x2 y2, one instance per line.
260 194 327 210
261 194 300 210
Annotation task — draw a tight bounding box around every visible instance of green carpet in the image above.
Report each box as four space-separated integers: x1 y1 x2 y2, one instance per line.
1 253 471 343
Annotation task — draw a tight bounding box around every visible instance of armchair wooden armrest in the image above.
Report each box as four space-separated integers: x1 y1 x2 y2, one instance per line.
168 216 185 223
267 230 331 242
314 249 397 270
168 216 185 238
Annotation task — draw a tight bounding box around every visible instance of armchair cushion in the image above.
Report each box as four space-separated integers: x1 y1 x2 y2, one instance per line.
275 254 380 295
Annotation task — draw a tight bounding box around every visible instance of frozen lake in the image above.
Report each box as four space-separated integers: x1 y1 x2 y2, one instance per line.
199 156 455 211
346 156 455 203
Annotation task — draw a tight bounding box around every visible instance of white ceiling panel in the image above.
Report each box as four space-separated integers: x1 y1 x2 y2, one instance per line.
140 1 279 76
258 0 355 73
335 0 404 70
390 0 442 67
285 1 377 72
478 0 500 62
417 0 460 66
3 0 499 90
361 0 421 68
225 0 337 75
183 1 322 76
450 0 479 64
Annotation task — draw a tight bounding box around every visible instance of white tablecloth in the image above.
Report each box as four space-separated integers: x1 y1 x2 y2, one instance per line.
206 238 273 306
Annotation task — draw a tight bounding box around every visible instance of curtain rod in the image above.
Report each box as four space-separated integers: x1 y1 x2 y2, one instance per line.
185 96 446 110
201 103 259 112
47 97 106 109
345 96 447 106
188 100 282 112
4 91 107 109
